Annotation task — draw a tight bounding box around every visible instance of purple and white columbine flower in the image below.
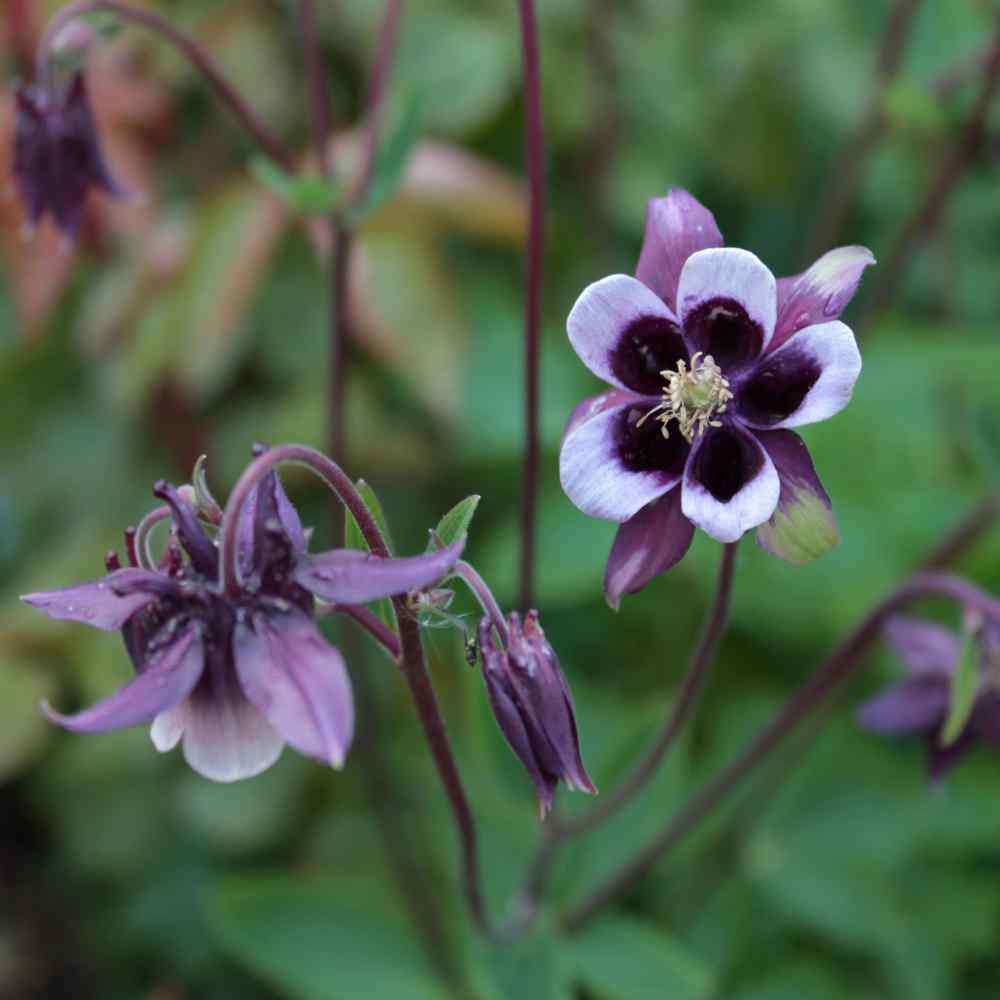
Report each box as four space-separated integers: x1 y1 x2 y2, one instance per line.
559 189 874 608
857 617 1000 782
13 71 120 238
22 470 463 782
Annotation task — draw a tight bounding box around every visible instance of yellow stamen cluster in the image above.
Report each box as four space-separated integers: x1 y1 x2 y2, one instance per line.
636 352 733 443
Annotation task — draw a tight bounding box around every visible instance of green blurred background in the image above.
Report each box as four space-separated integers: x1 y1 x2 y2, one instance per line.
2 1 1000 997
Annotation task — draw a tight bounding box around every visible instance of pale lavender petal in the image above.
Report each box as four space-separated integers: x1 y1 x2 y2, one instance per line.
563 388 643 444
884 617 960 679
773 245 875 352
754 430 839 565
856 678 949 735
603 487 694 609
560 398 687 522
635 189 724 312
150 705 185 751
681 424 779 543
21 568 167 631
677 248 777 368
567 275 684 392
43 621 204 733
176 663 284 782
295 539 464 604
234 612 353 768
737 321 861 430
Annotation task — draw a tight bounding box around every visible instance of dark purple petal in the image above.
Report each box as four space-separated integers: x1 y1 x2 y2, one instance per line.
560 399 689 522
43 620 204 733
237 469 307 574
563 388 642 444
856 678 949 735
772 245 875 352
635 189 725 312
737 321 861 429
170 671 284 782
567 275 682 392
604 488 694 609
153 480 218 577
21 568 167 631
677 248 776 369
884 617 961 679
234 612 354 768
753 429 839 564
680 423 779 543
295 538 464 604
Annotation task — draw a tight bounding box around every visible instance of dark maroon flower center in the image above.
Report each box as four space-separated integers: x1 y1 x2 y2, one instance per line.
736 347 821 426
610 315 687 396
689 426 763 502
615 403 690 478
684 296 763 371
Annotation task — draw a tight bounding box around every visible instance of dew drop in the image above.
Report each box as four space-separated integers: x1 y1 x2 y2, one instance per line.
793 311 811 332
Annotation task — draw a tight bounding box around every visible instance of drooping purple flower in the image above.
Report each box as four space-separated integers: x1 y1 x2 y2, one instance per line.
559 188 874 608
12 71 121 238
857 617 1000 781
478 611 596 816
22 470 464 782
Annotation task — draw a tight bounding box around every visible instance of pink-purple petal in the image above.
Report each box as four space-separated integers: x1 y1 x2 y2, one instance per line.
43 621 205 733
294 539 464 604
754 429 839 565
884 617 961 679
603 488 694 609
559 399 683 522
234 612 354 768
856 678 949 735
738 321 861 430
635 189 725 313
677 248 777 365
680 424 779 543
567 275 681 391
175 681 284 783
21 568 166 632
773 245 875 352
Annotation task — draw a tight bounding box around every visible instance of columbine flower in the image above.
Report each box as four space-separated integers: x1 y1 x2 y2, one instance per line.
857 617 1000 781
478 611 596 816
13 71 120 238
22 469 463 782
559 188 874 608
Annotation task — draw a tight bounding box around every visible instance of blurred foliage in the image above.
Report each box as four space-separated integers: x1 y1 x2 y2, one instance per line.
1 0 1000 998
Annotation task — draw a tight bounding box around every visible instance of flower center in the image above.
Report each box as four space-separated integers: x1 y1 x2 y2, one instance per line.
636 352 734 443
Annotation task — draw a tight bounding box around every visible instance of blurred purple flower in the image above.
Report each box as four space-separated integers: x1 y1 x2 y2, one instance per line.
23 471 463 782
478 611 596 816
13 71 120 238
559 189 874 607
857 617 1000 781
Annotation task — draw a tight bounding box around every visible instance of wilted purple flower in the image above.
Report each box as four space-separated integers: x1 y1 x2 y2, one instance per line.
23 470 463 782
857 617 1000 781
559 189 874 607
13 71 120 238
478 611 596 816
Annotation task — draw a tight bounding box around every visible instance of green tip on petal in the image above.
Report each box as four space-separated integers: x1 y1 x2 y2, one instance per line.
757 486 839 565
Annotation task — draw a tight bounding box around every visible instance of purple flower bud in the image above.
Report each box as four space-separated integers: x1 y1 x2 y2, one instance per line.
13 71 121 238
478 611 596 817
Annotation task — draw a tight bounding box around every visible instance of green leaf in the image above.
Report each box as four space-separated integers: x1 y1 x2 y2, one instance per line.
941 625 980 747
250 156 343 216
431 495 480 550
347 93 423 224
567 914 713 1000
344 479 396 630
207 875 448 1000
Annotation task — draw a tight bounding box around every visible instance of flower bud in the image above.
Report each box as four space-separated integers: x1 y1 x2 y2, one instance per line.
478 611 596 816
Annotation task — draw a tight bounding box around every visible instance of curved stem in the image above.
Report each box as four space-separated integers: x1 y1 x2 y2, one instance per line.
454 560 509 643
562 572 1000 932
558 542 738 839
133 505 170 570
218 444 389 596
517 0 546 611
317 602 402 660
36 0 294 169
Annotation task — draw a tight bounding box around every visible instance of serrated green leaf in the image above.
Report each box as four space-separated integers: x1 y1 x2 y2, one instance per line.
250 156 343 216
344 479 396 630
941 626 980 747
431 495 480 551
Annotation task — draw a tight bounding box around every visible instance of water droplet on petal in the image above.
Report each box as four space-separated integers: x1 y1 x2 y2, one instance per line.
794 311 811 332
